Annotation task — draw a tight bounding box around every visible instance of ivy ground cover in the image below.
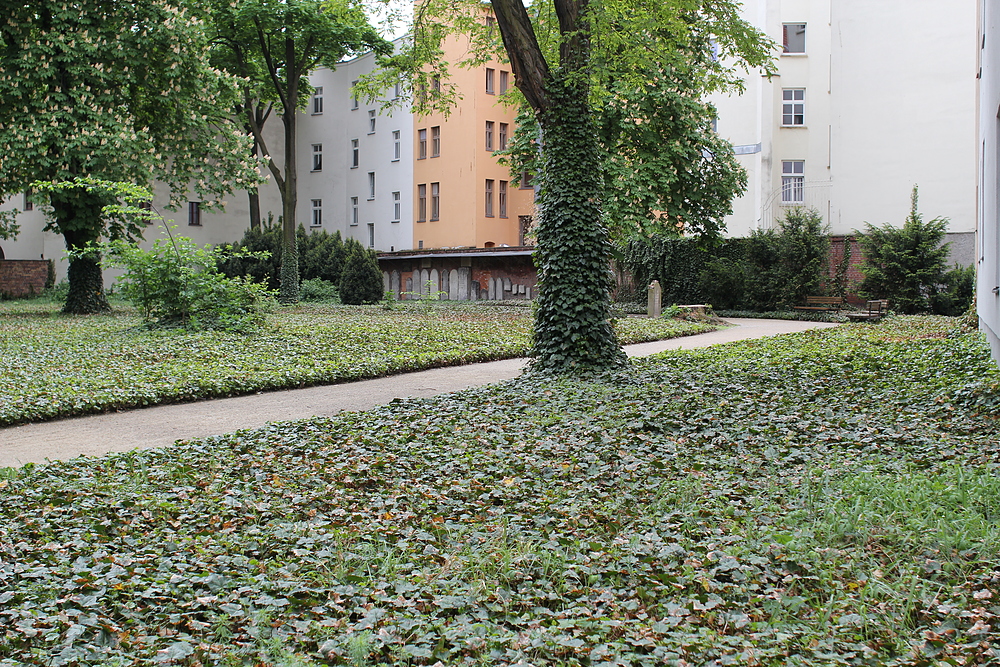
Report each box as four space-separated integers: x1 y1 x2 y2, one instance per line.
0 303 712 426
2 316 999 665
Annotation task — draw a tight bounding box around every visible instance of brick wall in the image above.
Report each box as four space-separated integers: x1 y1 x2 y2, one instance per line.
379 252 537 301
0 260 49 298
826 236 867 304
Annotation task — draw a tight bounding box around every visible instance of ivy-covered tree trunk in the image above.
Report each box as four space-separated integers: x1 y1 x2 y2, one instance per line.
530 77 626 371
56 192 112 314
63 248 110 315
278 68 300 305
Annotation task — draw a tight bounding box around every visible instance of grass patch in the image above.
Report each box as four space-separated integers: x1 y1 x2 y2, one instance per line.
1 316 998 665
0 301 714 426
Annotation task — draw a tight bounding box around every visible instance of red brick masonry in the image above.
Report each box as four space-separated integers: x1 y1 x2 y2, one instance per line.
0 259 49 298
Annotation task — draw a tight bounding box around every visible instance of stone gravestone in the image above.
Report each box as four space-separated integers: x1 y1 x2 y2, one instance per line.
647 280 662 317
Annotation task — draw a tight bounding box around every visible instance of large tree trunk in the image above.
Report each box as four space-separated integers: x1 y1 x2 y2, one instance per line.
61 224 111 315
248 190 261 231
278 92 299 304
53 189 112 315
529 76 625 371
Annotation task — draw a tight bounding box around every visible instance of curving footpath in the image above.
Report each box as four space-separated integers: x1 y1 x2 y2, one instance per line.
0 318 838 468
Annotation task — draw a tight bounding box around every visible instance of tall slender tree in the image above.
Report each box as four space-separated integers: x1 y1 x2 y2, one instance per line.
0 0 261 313
208 0 390 304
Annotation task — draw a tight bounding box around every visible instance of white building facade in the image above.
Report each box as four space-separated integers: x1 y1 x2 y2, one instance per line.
978 0 1000 362
713 0 977 266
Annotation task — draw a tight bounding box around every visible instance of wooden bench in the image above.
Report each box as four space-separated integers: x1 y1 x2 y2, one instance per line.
846 300 889 322
793 296 846 312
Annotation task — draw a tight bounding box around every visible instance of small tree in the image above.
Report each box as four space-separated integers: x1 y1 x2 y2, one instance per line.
857 186 950 314
775 207 830 307
339 239 383 305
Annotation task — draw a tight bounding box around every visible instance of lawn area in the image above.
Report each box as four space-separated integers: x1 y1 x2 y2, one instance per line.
1 316 998 665
0 302 715 426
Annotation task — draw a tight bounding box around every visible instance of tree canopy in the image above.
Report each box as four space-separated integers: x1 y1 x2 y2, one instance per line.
208 0 390 304
374 0 773 371
0 0 261 313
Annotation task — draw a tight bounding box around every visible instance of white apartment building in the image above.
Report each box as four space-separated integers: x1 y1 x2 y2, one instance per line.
978 0 1000 362
713 0 977 265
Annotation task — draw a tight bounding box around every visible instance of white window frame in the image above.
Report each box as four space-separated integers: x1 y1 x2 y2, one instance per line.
367 222 375 248
312 87 323 114
312 143 323 171
418 129 427 160
392 130 400 161
351 80 359 109
351 139 359 168
781 89 805 126
367 172 376 200
311 199 322 226
431 126 440 157
781 160 805 203
499 122 508 151
392 191 401 222
431 182 440 221
782 23 806 54
351 197 359 226
368 109 376 134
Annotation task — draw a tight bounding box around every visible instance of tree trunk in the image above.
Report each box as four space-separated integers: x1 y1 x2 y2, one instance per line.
61 225 111 315
248 190 261 231
530 76 625 371
278 88 299 304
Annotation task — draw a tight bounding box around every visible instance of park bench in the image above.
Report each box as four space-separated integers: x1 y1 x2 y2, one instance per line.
793 296 846 312
846 299 889 322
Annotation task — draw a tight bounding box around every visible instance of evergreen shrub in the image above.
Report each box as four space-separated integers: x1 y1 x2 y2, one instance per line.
339 239 384 305
217 221 346 289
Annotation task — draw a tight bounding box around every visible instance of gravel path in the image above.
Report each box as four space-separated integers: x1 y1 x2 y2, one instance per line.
0 318 838 467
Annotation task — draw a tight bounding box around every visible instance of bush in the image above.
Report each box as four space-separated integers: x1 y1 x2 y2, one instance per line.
339 239 384 305
217 220 346 289
930 263 975 316
857 186 950 314
102 235 275 333
299 278 339 302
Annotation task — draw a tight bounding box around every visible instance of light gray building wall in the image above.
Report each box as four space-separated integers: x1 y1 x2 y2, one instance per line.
978 0 1000 363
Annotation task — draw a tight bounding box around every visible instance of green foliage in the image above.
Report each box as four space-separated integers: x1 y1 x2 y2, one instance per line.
1 318 999 665
0 0 262 313
0 209 20 241
218 223 347 290
832 235 854 301
100 234 275 333
857 186 951 314
299 278 339 302
339 239 384 305
529 78 627 372
0 303 712 425
930 264 976 317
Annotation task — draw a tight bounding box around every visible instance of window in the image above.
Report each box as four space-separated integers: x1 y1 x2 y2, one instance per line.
782 23 806 54
351 80 359 109
499 70 508 94
312 87 323 114
485 179 494 217
486 68 495 94
486 15 496 29
432 75 441 93
368 109 376 134
367 223 375 248
23 189 32 211
431 126 440 157
418 129 427 159
311 199 322 226
312 143 323 171
351 197 359 225
520 171 535 189
431 182 440 221
781 160 805 203
499 122 508 151
392 130 401 161
351 139 359 168
417 184 427 221
485 121 494 151
394 81 402 99
782 89 805 126
499 180 508 218
392 191 401 221
188 201 201 226
418 240 424 249
368 172 376 200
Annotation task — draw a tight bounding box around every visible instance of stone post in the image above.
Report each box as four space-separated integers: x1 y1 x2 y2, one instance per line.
647 280 662 317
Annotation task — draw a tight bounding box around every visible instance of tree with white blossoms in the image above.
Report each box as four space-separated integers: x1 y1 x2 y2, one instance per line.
0 0 262 314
